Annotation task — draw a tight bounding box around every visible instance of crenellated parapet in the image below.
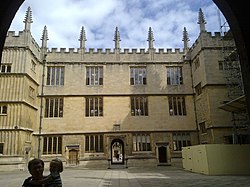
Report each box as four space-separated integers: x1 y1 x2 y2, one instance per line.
45 46 185 64
5 30 41 58
189 31 225 52
47 47 184 55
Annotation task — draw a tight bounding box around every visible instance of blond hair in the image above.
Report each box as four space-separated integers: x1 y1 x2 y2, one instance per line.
51 158 63 173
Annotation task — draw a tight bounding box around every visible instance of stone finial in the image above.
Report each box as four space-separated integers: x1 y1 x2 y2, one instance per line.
147 27 154 49
113 27 121 50
41 26 49 54
182 27 189 52
23 6 33 31
79 26 87 49
198 8 206 33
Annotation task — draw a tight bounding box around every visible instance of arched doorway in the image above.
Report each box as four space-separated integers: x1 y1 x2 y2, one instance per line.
111 138 124 165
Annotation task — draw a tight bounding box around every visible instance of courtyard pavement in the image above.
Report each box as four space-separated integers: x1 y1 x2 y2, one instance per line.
1 165 250 187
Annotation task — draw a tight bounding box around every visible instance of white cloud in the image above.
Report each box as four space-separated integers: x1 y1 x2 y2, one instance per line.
9 0 227 50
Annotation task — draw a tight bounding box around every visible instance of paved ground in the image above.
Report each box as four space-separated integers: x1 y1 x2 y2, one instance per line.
1 165 250 187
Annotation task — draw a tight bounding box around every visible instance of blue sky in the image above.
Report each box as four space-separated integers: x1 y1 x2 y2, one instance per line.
9 0 228 50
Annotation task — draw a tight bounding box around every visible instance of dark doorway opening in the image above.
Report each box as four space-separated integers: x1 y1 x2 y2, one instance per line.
158 146 167 163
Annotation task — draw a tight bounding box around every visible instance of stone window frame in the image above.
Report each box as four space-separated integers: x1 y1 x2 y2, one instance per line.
172 132 191 151
166 66 183 85
168 96 187 116
85 96 103 117
44 97 64 118
85 134 104 153
42 136 62 155
132 133 151 152
130 66 147 85
46 66 65 86
130 96 148 116
86 66 103 86
0 64 11 73
0 105 7 115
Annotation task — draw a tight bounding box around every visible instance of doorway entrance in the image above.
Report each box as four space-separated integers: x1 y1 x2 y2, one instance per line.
66 145 79 166
158 146 167 163
68 149 78 165
156 142 170 165
111 139 124 165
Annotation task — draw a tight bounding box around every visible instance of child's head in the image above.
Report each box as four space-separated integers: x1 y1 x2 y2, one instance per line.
50 158 63 173
28 158 45 179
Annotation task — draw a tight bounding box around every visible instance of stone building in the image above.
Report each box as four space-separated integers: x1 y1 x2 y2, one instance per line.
0 7 249 170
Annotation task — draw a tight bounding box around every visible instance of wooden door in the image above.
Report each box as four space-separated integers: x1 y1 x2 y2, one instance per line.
69 149 78 165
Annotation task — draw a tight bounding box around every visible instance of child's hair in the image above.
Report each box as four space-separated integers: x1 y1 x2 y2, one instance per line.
51 158 63 173
28 158 44 172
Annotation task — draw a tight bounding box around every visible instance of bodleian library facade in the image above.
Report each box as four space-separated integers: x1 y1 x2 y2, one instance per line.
0 7 249 170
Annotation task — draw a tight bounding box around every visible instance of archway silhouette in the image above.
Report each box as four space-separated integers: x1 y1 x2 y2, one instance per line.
0 0 250 117
110 138 125 165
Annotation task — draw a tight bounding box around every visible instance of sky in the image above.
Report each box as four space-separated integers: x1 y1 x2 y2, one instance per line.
9 0 228 50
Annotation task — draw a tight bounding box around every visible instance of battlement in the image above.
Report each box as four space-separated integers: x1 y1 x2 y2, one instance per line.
47 47 184 54
6 31 24 37
190 31 225 51
5 30 41 53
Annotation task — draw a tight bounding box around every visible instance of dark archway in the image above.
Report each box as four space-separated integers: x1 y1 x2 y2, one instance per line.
1 0 250 117
0 0 24 61
212 0 250 119
110 138 124 165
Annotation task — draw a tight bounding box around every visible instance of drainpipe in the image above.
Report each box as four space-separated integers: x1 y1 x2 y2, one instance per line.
38 54 46 158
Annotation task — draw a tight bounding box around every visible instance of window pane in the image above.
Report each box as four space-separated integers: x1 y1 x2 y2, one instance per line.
46 67 51 85
90 67 94 85
54 98 58 117
100 135 103 152
49 99 54 117
1 65 5 72
48 137 52 154
59 98 63 117
43 137 47 154
45 99 49 117
53 137 57 154
7 66 11 72
60 67 64 85
58 137 62 154
51 67 55 85
95 135 98 152
85 136 89 151
99 98 103 116
90 136 94 151
2 106 7 114
86 98 89 117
